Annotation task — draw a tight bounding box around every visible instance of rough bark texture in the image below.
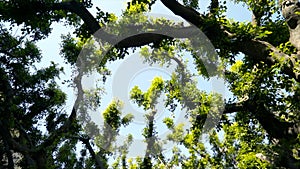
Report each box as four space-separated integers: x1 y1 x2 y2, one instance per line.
282 0 300 51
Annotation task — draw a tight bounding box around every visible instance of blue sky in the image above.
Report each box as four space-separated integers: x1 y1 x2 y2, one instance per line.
35 0 253 159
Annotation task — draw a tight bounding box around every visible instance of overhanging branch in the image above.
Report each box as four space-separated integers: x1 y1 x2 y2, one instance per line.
160 0 299 83
224 102 245 114
51 1 200 48
236 39 299 83
223 99 300 140
160 0 203 27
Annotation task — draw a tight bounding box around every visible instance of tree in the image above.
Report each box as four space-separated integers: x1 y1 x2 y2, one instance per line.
0 0 299 168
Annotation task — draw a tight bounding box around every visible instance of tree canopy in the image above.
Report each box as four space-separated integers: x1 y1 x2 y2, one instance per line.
0 0 300 168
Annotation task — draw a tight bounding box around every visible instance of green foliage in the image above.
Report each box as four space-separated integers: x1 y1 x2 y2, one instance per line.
1 0 300 168
163 117 174 129
126 0 157 12
60 34 82 65
130 76 164 110
0 24 75 168
102 99 124 130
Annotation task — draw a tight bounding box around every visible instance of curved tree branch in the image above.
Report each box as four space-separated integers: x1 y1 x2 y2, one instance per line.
224 102 245 114
160 0 300 83
50 1 200 48
238 39 299 82
223 99 300 140
160 0 203 27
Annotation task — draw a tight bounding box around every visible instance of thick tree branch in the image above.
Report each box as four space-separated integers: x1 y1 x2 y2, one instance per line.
223 99 299 139
115 26 199 48
50 0 300 85
160 0 300 83
224 102 245 114
160 0 203 27
5 0 298 84
236 39 299 83
51 1 200 48
50 1 117 44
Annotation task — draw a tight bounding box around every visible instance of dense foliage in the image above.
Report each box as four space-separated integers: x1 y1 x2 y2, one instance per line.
0 0 299 168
